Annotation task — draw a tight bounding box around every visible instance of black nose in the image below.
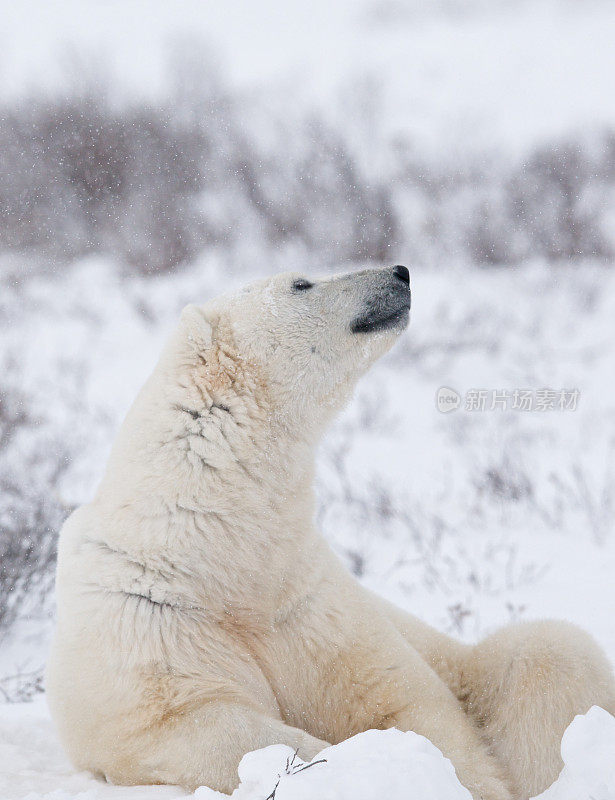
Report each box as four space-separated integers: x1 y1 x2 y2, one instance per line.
392 265 409 285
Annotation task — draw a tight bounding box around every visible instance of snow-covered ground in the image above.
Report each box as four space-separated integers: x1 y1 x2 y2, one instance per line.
2 0 615 798
2 698 615 800
3 256 615 664
2 255 615 798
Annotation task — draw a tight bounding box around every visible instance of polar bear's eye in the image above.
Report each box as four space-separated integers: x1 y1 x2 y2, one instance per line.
291 278 314 292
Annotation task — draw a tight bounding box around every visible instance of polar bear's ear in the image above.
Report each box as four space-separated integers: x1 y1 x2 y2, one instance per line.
180 304 214 350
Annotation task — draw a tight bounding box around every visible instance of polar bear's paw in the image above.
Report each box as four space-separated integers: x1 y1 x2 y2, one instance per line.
457 761 515 800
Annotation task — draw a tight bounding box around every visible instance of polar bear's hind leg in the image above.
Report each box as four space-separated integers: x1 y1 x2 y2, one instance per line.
462 620 615 798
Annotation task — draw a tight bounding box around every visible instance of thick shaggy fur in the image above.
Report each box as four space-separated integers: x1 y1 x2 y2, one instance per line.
47 268 615 800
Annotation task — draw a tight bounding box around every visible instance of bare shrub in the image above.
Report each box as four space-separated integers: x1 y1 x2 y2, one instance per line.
477 458 534 503
0 667 45 703
0 92 210 273
0 383 69 638
0 55 399 275
506 138 615 262
397 133 615 266
1 48 613 274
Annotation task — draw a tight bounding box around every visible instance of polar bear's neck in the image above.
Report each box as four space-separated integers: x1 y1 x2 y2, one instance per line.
93 330 322 604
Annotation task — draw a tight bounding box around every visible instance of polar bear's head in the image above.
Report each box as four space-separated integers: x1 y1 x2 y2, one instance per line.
184 266 410 433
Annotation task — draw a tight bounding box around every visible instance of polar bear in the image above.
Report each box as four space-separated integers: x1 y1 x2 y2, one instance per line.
47 266 615 800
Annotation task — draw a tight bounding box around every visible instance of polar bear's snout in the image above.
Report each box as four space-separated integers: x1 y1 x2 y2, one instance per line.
350 264 411 334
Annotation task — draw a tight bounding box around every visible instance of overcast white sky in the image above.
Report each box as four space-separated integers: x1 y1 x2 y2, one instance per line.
2 0 615 153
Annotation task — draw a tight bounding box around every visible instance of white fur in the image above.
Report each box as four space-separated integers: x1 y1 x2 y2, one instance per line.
46 268 615 800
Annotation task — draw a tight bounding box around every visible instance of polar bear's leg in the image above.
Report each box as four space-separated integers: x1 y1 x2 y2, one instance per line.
105 701 329 794
366 591 472 695
339 589 512 798
461 620 615 798
366 639 514 800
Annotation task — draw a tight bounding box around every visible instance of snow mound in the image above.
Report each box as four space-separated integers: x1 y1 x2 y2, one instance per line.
535 706 615 800
193 707 615 800
2 700 615 800
194 728 472 800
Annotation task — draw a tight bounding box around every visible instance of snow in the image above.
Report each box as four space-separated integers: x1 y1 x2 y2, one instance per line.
2 256 615 794
2 0 615 796
199 728 472 800
2 698 615 800
535 707 615 800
